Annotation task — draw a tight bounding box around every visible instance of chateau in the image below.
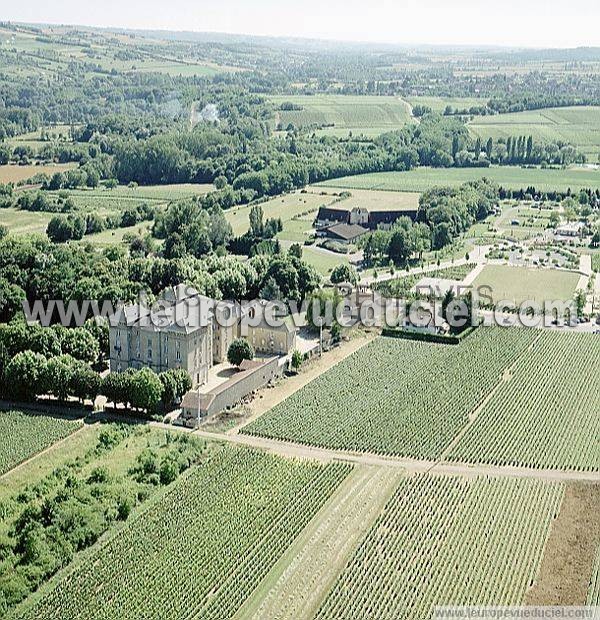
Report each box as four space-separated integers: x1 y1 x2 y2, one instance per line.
109 285 297 386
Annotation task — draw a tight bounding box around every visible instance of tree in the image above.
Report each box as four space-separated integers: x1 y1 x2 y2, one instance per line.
0 224 8 240
5 351 46 401
43 355 78 401
291 349 303 373
574 289 586 318
330 263 358 285
288 243 303 259
159 368 192 409
101 372 131 409
130 368 164 414
388 227 414 265
0 278 25 322
227 339 254 367
70 364 102 404
249 204 264 237
54 327 100 364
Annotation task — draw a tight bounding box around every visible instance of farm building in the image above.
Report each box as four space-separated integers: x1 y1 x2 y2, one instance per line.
321 223 369 244
555 221 585 238
315 205 418 231
179 357 281 425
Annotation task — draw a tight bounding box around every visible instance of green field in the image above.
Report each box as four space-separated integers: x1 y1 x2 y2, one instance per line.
449 331 600 470
0 207 53 235
244 328 537 460
473 264 580 306
307 186 420 211
469 106 600 161
406 95 488 113
270 95 414 136
301 245 350 275
13 447 350 620
316 476 563 619
316 165 600 193
0 410 81 477
225 191 333 236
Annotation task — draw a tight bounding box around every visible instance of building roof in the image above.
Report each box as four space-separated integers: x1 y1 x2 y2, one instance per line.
243 300 296 333
326 223 369 241
369 210 418 226
316 206 350 225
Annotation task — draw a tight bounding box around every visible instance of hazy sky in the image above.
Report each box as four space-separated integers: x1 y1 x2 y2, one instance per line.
4 0 600 48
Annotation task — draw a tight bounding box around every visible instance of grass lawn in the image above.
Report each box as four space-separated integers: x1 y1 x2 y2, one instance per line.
316 166 600 193
1 207 53 235
307 186 420 211
83 222 153 247
472 264 580 306
469 106 600 161
226 191 335 236
269 95 414 136
302 246 349 276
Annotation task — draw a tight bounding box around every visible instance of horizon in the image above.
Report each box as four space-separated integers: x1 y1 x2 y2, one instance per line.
3 0 600 49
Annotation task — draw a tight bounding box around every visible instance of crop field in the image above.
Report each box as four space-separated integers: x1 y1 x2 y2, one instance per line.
13 447 350 620
472 264 580 306
307 186 420 211
0 410 81 476
406 95 488 113
469 106 600 160
316 166 600 193
449 331 600 471
0 163 76 184
65 183 214 205
315 475 563 619
243 328 538 459
270 95 414 136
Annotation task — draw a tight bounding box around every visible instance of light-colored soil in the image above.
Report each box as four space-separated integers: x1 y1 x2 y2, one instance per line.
525 482 600 605
233 465 402 620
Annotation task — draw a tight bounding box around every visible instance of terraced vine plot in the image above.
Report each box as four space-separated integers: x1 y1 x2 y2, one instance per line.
13 447 350 620
448 331 600 471
316 475 564 620
0 410 81 476
244 328 537 459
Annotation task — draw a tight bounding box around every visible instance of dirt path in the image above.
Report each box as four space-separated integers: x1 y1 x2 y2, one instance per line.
192 427 600 484
230 333 375 434
525 482 600 605
232 466 401 620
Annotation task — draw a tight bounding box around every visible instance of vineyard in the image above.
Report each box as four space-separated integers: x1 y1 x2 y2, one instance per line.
269 95 414 136
0 410 81 476
315 165 600 193
12 447 350 620
449 331 600 471
588 547 600 605
243 328 537 459
315 475 564 620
